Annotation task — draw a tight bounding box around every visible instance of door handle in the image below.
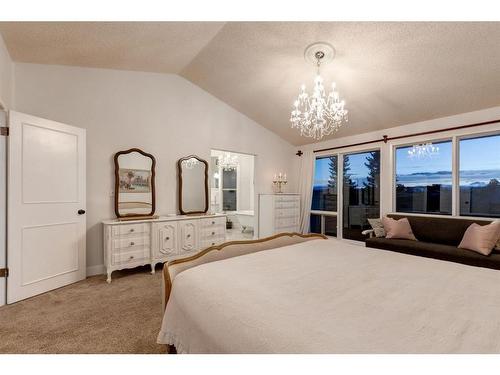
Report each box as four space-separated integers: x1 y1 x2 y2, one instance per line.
78 209 86 215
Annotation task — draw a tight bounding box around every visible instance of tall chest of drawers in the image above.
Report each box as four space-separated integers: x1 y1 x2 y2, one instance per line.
258 194 301 238
103 214 226 282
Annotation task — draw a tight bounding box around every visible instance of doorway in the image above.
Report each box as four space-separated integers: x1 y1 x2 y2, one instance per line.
210 149 255 240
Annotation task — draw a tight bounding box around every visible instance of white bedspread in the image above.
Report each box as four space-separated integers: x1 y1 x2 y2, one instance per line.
157 238 500 353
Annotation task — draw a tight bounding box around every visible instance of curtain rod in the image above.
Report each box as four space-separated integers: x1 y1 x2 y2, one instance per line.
310 118 500 154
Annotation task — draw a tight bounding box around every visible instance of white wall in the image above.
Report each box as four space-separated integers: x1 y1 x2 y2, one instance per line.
303 106 500 218
237 153 255 212
0 34 13 109
13 63 298 274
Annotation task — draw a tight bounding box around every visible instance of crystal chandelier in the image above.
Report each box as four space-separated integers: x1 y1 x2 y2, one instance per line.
408 143 440 158
290 42 348 140
217 152 239 171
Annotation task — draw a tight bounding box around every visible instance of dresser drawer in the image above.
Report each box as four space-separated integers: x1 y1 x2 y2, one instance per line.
112 248 149 265
275 207 300 219
275 217 299 229
200 216 226 228
200 237 225 249
274 195 300 203
112 235 150 251
111 223 150 237
200 226 225 239
275 201 299 209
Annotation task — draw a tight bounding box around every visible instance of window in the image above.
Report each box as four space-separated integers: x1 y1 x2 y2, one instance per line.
395 140 452 215
310 156 338 236
312 156 338 212
459 134 500 217
342 151 380 241
222 169 237 211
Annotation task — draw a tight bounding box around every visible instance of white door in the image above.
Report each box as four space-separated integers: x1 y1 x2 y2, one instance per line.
0 110 7 306
7 111 86 303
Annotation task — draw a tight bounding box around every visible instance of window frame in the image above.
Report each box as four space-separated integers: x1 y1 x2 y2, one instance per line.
392 137 454 216
311 146 381 239
390 129 500 220
310 154 340 237
457 131 500 218
221 166 238 212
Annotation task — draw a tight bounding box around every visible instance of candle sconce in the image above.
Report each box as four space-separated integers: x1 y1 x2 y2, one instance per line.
273 172 287 194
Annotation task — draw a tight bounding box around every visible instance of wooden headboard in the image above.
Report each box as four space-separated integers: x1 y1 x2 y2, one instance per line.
161 232 327 310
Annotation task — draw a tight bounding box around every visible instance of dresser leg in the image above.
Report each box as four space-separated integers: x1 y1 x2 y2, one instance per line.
106 271 112 283
150 263 155 274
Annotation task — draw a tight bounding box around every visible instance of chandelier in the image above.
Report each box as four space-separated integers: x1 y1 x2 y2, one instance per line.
408 143 440 158
217 152 239 171
290 42 348 140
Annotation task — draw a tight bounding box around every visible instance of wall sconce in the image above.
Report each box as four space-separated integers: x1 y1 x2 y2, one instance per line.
273 172 287 194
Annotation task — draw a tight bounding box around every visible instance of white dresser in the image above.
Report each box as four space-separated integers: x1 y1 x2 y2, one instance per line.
258 194 300 238
102 214 226 282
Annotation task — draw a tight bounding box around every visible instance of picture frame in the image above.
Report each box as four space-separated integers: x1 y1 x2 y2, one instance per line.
118 168 151 193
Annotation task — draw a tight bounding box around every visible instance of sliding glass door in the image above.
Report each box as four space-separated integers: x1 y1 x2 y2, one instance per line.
310 156 338 237
342 151 380 241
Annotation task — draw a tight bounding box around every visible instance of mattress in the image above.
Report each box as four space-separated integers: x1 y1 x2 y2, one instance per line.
157 238 500 353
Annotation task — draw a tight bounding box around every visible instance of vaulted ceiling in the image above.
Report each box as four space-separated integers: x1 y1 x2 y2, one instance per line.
1 22 500 145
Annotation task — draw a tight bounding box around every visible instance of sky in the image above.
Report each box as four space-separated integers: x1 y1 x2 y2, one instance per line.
313 134 500 188
314 151 373 187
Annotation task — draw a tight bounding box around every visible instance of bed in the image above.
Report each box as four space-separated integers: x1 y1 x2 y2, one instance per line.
157 233 500 354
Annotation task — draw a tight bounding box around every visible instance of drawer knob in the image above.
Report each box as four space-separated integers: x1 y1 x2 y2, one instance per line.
130 241 135 246
130 228 135 232
187 234 191 238
165 237 170 241
212 221 215 224
211 231 215 235
129 255 134 260
212 242 215 246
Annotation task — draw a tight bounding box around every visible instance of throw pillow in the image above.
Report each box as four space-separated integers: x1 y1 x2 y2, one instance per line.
382 216 417 241
459 221 500 256
367 218 386 238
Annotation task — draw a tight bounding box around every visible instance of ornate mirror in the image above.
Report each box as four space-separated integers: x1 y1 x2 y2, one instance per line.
114 148 156 219
178 155 209 215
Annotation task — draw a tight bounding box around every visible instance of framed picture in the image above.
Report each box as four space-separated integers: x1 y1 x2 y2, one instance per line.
118 168 151 193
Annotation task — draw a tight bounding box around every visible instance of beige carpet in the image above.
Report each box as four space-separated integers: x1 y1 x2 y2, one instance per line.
0 265 166 354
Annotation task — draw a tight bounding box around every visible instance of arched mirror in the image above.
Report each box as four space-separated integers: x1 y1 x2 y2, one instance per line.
178 155 209 215
114 148 156 219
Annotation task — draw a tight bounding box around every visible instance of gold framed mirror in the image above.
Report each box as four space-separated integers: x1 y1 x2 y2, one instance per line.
177 155 209 215
114 148 156 219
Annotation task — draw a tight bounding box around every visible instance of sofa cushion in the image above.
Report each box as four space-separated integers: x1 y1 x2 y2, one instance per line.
387 214 493 246
365 237 500 270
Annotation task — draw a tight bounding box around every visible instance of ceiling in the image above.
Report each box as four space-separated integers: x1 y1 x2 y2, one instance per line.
1 22 500 146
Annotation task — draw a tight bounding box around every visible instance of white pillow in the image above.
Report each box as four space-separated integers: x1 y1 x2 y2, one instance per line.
367 218 386 238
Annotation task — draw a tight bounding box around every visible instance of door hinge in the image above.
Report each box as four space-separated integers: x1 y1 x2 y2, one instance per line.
0 127 8 136
0 268 8 278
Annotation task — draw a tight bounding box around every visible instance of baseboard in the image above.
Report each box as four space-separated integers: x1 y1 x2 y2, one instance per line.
86 264 105 277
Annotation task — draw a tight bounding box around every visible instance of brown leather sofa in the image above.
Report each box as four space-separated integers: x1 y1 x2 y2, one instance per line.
365 214 500 270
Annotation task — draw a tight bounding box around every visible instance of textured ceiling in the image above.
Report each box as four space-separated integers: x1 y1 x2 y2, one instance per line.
1 22 500 145
0 22 225 73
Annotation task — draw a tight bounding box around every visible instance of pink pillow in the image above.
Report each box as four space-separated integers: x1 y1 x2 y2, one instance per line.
382 217 417 240
458 221 500 256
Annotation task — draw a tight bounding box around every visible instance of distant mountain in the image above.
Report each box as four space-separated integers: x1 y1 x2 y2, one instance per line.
397 169 500 187
408 171 451 176
469 181 487 187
